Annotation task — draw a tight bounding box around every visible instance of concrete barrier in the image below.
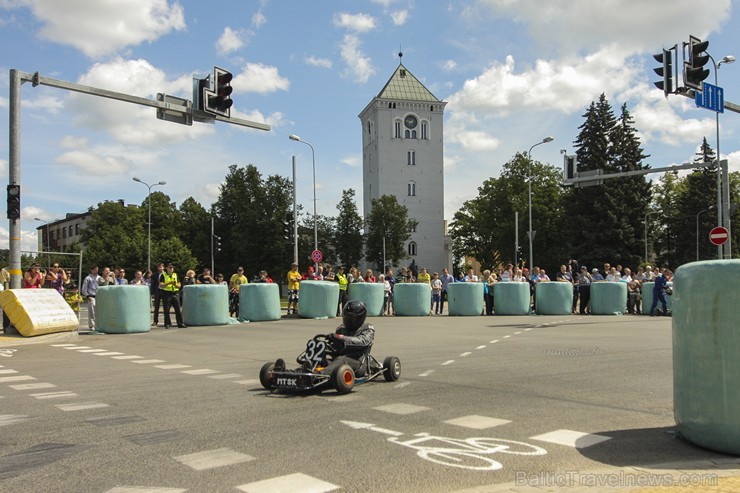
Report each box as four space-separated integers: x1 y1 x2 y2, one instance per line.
183 284 229 326
96 285 150 334
673 260 740 455
590 282 627 315
0 289 78 337
394 283 431 316
239 283 281 321
535 282 573 315
447 282 483 316
298 281 339 319
348 282 384 317
493 282 530 315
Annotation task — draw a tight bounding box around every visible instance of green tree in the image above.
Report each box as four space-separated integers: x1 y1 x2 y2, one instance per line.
178 197 211 271
365 194 414 271
333 188 363 268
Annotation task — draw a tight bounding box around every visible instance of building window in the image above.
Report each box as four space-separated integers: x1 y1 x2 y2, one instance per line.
75 224 80 235
407 150 416 166
404 129 410 138
408 241 417 256
394 120 401 138
409 220 417 233
63 227 67 239
69 225 73 237
421 121 428 140
408 181 416 196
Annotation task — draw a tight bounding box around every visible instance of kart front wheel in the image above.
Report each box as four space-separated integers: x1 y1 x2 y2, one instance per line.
259 362 275 390
332 364 355 394
383 356 401 382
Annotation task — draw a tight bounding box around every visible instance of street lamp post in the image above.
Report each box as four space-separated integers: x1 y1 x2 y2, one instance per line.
644 210 660 264
289 134 318 271
34 217 51 269
132 177 166 271
527 136 554 271
696 206 714 261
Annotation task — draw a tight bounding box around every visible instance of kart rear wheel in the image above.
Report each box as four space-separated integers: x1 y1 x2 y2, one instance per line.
259 362 275 390
332 364 355 394
383 356 401 382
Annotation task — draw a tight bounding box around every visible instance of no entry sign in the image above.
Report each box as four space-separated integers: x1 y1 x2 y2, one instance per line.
709 226 729 246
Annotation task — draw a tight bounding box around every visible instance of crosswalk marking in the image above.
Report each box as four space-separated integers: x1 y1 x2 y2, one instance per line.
173 447 255 471
503 335 511 339
105 487 187 493
0 415 30 427
418 370 434 377
63 346 91 350
10 382 57 390
51 344 78 347
394 382 411 389
208 373 242 379
236 473 339 493
94 352 125 356
530 429 611 449
444 415 512 430
56 402 110 411
154 364 192 370
31 391 79 399
460 352 471 357
373 403 430 415
0 369 18 374
233 379 259 385
131 359 166 364
476 345 487 349
489 340 500 343
112 355 144 360
181 369 219 375
0 375 36 383
77 349 109 353
441 360 455 366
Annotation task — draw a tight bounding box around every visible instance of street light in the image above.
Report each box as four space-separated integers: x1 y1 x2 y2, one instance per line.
34 217 51 269
696 206 714 261
132 177 166 271
527 136 554 271
288 134 318 271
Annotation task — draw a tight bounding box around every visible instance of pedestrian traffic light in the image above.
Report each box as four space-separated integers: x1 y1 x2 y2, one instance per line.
684 35 711 90
653 46 674 97
213 235 222 253
284 214 295 244
203 66 233 117
6 184 20 220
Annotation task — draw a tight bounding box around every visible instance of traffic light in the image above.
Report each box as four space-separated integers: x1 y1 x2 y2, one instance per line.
563 154 577 181
684 35 711 90
516 247 523 267
213 235 222 253
203 66 233 117
6 184 20 220
653 46 674 97
284 214 295 244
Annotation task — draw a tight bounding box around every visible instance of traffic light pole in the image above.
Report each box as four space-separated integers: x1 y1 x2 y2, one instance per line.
8 70 22 292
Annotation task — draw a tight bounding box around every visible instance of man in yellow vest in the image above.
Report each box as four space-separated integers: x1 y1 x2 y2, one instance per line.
160 263 186 328
286 262 301 315
336 265 348 316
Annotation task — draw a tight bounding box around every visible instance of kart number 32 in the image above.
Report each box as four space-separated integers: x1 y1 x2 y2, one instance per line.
305 340 327 364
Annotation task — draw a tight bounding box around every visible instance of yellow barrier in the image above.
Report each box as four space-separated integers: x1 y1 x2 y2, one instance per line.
0 289 79 337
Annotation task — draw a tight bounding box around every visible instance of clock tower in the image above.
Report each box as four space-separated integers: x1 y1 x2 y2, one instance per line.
359 61 451 274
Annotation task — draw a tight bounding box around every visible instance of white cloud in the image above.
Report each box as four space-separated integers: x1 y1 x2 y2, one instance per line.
59 135 87 149
0 224 40 254
305 56 333 69
333 12 377 33
0 158 6 177
390 10 408 25
449 129 501 152
56 149 135 176
216 27 247 55
232 62 290 94
23 93 65 113
340 34 375 83
341 155 361 167
252 10 266 28
442 60 457 71
17 0 186 58
631 89 714 148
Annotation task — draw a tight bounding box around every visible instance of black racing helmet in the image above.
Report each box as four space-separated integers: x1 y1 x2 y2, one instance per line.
342 300 367 331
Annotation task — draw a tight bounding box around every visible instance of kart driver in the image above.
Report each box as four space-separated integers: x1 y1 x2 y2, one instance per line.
326 300 375 376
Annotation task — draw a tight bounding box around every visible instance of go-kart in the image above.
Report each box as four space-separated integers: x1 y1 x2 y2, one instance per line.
259 333 401 394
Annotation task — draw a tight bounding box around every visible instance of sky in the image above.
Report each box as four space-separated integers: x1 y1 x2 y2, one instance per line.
1 0 739 254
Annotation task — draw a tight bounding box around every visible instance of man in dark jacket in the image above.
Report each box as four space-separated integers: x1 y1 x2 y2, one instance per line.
326 300 375 376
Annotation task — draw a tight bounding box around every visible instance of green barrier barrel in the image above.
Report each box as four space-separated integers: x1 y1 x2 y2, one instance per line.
535 282 573 315
673 260 740 455
590 282 627 315
96 285 150 334
447 282 483 316
182 284 229 326
298 281 339 319
239 283 281 321
641 281 674 315
394 283 431 316
493 282 530 315
348 282 384 317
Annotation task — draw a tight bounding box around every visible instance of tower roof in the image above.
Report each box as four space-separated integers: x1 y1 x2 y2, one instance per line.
376 63 440 102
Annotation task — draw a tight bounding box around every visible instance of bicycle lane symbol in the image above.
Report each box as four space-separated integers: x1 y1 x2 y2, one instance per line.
341 420 547 471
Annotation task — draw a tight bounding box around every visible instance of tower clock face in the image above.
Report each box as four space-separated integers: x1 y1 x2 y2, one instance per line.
404 115 418 129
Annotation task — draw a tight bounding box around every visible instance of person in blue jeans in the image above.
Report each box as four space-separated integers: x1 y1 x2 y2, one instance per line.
650 268 669 316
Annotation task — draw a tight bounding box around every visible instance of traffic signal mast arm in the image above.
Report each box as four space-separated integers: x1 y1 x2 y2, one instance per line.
14 69 270 131
563 160 728 188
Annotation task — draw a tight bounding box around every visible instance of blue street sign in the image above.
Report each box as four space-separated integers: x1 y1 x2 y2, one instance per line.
696 82 724 113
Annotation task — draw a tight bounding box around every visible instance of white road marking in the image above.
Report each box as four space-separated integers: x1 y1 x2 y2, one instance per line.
373 403 430 415
340 420 405 437
0 415 30 427
0 369 18 374
418 370 434 377
181 369 219 375
77 349 109 353
489 340 500 344
105 487 187 493
131 359 166 364
394 382 411 389
233 379 259 385
441 360 455 366
0 375 35 383
530 429 611 449
460 352 471 357
63 346 91 350
476 345 487 350
524 328 533 331
444 415 512 430
503 335 511 339
51 344 78 347
237 473 339 493
56 402 110 411
112 355 144 360
30 391 78 399
10 382 56 390
173 447 255 471
208 373 242 379
94 352 125 356
514 331 523 335
155 364 192 370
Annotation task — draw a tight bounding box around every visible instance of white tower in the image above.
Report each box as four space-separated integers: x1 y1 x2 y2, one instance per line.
359 60 451 274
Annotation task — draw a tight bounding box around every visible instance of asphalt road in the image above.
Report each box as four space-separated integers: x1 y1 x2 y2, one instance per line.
0 313 731 492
